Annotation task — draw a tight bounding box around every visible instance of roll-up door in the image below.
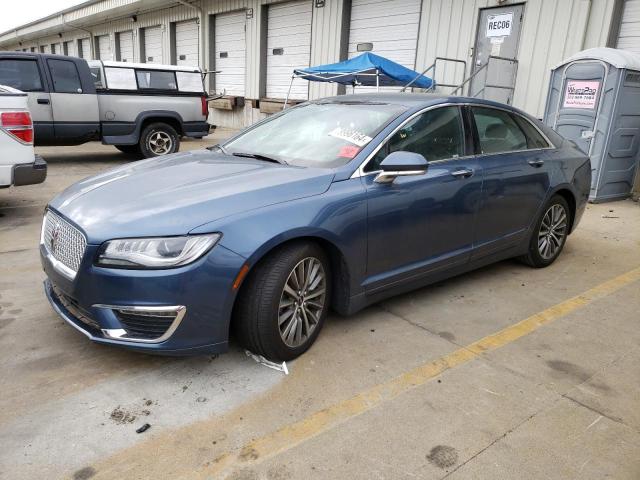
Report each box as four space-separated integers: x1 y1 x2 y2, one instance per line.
617 0 640 54
214 10 246 96
64 40 75 57
266 1 312 100
175 19 199 66
79 38 91 59
117 31 134 62
97 35 113 61
348 0 421 91
42 45 50 54
143 26 163 64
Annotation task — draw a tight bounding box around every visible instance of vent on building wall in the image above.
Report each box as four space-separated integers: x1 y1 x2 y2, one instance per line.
357 43 373 52
147 57 153 61
219 51 228 58
272 48 284 55
179 54 186 60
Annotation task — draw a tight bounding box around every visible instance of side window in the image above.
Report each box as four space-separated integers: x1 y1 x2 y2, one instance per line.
0 59 43 91
365 106 464 172
48 59 82 93
135 70 177 90
513 115 550 149
471 107 528 154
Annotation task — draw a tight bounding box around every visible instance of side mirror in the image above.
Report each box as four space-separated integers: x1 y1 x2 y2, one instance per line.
374 151 428 184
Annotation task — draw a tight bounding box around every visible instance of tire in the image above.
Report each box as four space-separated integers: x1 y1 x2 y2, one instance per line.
139 122 180 158
233 242 331 361
114 144 141 155
520 194 571 268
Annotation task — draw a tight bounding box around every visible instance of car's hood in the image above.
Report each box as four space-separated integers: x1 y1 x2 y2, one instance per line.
49 150 335 243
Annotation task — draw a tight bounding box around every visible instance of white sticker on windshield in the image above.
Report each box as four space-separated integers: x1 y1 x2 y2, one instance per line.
328 127 372 147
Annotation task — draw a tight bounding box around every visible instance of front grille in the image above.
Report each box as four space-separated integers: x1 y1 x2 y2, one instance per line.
115 309 178 340
51 282 101 331
42 210 86 275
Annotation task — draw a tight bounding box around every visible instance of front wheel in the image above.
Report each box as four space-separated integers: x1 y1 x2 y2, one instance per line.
233 242 331 361
139 122 180 158
520 195 570 268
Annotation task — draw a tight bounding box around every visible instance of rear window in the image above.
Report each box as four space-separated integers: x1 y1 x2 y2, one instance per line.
0 59 43 92
48 59 82 93
104 67 137 90
136 70 177 90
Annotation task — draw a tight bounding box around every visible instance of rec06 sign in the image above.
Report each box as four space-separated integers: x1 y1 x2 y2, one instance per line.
563 80 601 109
486 12 513 37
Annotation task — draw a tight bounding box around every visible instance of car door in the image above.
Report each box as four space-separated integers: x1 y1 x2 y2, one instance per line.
362 105 483 292
45 57 100 144
0 55 55 144
468 105 553 259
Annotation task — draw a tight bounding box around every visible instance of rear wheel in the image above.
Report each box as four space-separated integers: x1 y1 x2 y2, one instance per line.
233 242 331 361
114 144 141 155
521 195 570 268
139 122 180 158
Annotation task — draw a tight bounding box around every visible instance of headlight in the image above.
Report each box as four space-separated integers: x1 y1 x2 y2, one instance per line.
96 234 220 268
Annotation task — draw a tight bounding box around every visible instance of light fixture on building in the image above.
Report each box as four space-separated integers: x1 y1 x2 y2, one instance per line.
131 14 137 22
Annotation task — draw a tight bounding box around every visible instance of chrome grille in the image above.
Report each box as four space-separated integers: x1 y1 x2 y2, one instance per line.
42 210 86 274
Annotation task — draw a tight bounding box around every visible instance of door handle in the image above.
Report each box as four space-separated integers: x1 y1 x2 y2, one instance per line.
528 159 545 168
450 168 474 178
37 98 50 105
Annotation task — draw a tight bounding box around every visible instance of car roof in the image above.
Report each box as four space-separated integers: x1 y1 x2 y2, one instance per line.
317 92 519 110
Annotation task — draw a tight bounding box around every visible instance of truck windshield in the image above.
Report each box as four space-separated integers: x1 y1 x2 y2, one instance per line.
223 102 405 168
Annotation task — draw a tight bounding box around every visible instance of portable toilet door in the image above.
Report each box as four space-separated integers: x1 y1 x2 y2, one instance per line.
544 48 640 202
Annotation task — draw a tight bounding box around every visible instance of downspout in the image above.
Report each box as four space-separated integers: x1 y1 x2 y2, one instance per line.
62 14 95 58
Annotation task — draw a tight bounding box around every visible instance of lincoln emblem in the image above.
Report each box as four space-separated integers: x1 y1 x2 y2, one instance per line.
50 225 60 254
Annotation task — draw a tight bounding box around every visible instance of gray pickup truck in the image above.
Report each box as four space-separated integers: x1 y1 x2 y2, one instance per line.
0 52 210 157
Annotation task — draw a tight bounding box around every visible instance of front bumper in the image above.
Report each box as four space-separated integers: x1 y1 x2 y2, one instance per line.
41 237 246 356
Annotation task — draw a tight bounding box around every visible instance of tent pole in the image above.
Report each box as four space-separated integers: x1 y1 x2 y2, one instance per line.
376 69 379 92
283 75 295 110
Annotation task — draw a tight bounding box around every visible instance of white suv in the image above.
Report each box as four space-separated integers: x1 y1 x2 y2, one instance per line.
0 84 46 188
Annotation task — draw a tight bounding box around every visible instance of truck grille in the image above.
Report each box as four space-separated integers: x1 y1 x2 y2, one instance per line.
43 210 86 275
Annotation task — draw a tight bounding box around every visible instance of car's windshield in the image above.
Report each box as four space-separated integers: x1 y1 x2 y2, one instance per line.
223 102 406 168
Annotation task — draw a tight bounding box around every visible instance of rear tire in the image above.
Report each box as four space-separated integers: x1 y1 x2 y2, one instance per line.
233 242 331 361
115 144 141 155
139 122 180 158
520 194 570 268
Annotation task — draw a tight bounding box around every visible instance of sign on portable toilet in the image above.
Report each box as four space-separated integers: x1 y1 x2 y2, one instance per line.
543 47 640 203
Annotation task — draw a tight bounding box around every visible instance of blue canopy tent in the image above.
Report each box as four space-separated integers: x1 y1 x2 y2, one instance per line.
285 52 435 107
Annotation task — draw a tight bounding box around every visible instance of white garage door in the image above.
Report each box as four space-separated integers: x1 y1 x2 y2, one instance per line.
348 0 421 91
64 40 76 57
97 35 113 61
215 10 246 96
617 0 640 54
266 1 312 100
175 19 199 66
42 45 50 54
79 38 91 59
118 30 134 62
144 26 163 64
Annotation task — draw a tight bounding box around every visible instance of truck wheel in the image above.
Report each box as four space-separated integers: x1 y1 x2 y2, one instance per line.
139 123 180 158
115 144 141 155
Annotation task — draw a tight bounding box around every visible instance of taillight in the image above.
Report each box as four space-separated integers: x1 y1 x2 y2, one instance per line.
0 111 33 144
201 96 208 119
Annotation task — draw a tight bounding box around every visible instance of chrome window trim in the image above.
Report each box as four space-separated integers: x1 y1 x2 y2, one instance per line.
93 304 186 344
351 102 556 179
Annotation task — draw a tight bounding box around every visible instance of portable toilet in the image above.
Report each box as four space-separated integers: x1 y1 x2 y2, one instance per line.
543 47 640 203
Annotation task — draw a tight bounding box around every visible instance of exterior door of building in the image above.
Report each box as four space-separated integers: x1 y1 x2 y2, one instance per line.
470 4 524 104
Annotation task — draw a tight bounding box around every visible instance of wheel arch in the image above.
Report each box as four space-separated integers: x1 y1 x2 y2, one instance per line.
550 186 577 233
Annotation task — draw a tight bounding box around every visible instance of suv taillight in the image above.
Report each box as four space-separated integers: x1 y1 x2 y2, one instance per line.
0 111 33 144
201 96 209 119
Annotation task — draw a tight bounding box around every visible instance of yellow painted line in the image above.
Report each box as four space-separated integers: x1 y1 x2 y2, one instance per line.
198 266 640 478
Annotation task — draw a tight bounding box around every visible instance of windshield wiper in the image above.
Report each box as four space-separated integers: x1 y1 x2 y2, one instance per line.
231 152 286 165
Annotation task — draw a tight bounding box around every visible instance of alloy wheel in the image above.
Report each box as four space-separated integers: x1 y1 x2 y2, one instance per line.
278 257 326 348
538 204 568 260
148 131 173 155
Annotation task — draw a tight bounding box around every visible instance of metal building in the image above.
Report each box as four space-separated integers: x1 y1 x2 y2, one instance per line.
0 0 639 130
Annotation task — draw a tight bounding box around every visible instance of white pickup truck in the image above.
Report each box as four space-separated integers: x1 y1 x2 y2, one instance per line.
0 85 46 188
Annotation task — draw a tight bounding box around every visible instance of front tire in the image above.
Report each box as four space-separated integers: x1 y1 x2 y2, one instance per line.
139 122 180 158
233 242 331 361
520 195 570 268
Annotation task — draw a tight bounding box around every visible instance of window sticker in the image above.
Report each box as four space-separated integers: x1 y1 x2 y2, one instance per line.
338 145 360 158
328 127 372 147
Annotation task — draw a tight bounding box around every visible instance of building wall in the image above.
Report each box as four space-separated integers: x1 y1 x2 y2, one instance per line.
0 0 624 125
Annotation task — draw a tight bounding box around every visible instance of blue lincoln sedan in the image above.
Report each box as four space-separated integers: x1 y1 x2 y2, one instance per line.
41 94 591 360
